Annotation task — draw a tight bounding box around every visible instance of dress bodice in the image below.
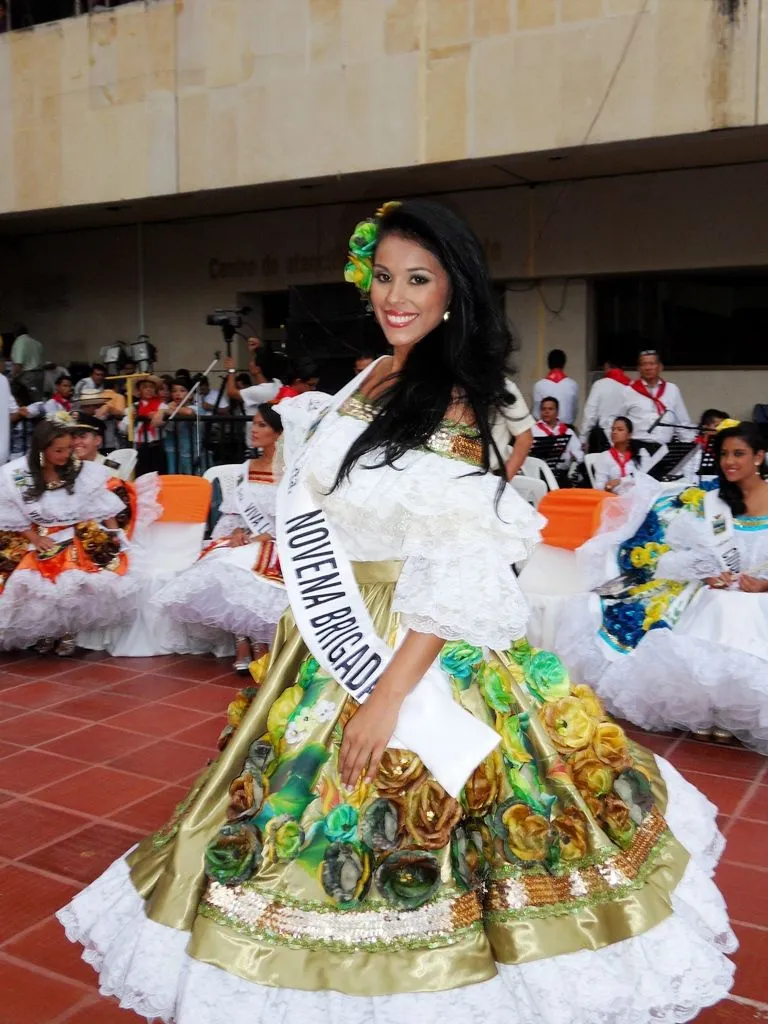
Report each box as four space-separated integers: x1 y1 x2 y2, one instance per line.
279 384 543 649
0 457 125 530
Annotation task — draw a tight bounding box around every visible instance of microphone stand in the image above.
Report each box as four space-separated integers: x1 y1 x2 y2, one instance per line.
167 353 220 473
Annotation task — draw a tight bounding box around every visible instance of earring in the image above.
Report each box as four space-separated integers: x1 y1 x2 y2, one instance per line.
443 310 451 322
39 452 45 468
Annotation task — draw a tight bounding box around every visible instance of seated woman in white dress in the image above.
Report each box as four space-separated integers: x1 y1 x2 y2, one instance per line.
0 419 133 655
154 404 288 673
591 415 659 492
559 420 768 751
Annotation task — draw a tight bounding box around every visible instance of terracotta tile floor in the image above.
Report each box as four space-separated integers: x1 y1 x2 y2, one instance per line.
0 648 764 1023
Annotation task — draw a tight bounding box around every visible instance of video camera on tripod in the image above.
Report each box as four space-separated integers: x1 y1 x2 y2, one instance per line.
206 307 252 356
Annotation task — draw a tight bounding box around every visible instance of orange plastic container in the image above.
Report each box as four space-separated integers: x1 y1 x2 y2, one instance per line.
538 489 616 550
157 475 213 524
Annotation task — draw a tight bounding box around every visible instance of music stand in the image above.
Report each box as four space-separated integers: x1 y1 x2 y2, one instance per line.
530 434 571 471
647 440 699 482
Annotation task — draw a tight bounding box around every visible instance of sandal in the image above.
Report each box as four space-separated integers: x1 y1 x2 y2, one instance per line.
34 637 57 655
712 728 735 744
691 727 714 742
55 634 77 657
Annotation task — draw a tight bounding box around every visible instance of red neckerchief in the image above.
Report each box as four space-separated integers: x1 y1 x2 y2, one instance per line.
630 378 667 415
605 368 631 386
609 447 633 477
536 420 568 437
545 369 567 383
273 385 299 403
52 394 71 412
136 397 164 442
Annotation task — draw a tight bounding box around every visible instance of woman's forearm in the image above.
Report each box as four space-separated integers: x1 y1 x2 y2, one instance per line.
504 429 533 481
372 629 446 706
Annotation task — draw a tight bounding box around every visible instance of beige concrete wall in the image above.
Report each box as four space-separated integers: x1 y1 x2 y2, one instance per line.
0 0 765 215
4 160 768 421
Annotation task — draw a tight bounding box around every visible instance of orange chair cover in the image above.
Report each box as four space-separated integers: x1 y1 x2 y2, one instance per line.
157 475 212 524
539 489 616 551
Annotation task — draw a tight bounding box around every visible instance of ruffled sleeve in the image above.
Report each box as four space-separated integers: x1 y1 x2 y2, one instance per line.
76 462 127 522
0 459 32 531
312 438 543 649
275 391 334 474
656 509 722 582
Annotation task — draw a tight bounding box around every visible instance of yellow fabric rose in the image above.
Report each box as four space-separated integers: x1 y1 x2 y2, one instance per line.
571 684 605 723
501 803 552 863
249 652 270 687
571 749 615 797
630 546 650 569
541 697 596 753
226 693 251 729
593 722 632 772
680 487 706 509
403 778 462 851
463 751 504 816
553 807 589 861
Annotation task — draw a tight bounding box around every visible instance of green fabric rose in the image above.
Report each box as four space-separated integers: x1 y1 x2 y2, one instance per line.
321 842 372 907
440 641 484 687
263 814 304 862
348 219 378 259
204 823 261 885
324 803 359 843
526 650 570 703
375 850 441 910
478 661 512 714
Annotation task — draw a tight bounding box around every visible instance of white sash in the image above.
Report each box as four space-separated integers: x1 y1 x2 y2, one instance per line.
704 490 740 574
235 463 274 538
276 373 499 797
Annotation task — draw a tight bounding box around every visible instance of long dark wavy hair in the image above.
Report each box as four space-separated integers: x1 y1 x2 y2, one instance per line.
332 200 517 494
712 422 767 516
24 421 80 501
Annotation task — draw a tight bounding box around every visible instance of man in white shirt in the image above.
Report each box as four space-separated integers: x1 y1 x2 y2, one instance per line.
532 396 584 470
223 352 281 416
620 350 695 444
579 358 632 449
10 324 45 399
532 349 579 425
74 362 107 400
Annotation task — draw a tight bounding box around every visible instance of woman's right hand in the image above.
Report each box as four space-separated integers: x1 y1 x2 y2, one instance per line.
605 478 621 493
33 535 56 553
228 528 250 547
705 572 734 590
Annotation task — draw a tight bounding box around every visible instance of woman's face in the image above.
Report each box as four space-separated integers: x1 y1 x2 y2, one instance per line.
611 419 631 446
719 435 764 484
250 412 279 449
370 234 451 350
45 434 73 467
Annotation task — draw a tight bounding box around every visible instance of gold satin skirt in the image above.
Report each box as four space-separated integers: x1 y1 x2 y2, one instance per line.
127 560 688 997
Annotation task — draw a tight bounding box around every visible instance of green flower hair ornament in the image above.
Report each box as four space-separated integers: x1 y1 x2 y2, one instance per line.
343 201 401 296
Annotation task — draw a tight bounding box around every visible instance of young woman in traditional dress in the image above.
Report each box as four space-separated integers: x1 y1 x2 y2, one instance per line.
0 419 135 655
153 405 288 671
58 201 735 1023
568 421 768 749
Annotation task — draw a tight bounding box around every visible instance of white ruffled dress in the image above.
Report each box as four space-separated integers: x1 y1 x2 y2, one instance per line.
56 385 736 1024
0 457 140 649
589 501 768 749
153 463 288 645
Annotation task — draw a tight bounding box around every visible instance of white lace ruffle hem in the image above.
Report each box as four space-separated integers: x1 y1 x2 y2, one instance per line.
153 558 288 644
56 759 736 1024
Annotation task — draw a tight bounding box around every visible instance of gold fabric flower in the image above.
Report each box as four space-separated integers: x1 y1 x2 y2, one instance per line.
552 807 589 861
600 793 636 849
374 750 427 799
541 697 596 753
571 684 605 723
463 751 504 816
500 803 552 864
227 771 266 821
593 722 632 772
571 750 615 798
403 778 463 851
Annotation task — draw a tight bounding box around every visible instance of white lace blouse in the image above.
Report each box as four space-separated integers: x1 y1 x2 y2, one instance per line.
657 506 768 582
286 392 543 651
212 461 277 541
0 456 125 531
